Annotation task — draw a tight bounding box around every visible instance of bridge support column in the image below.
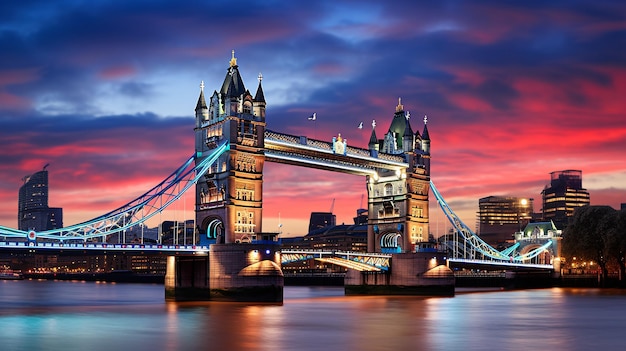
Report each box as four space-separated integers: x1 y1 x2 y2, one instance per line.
165 255 211 301
209 243 283 302
165 243 284 302
345 252 455 296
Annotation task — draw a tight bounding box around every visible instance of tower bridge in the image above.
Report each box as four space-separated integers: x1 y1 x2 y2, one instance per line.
0 52 560 301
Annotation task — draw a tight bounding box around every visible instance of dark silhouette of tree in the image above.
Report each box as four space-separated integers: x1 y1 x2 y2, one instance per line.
608 210 626 283
562 206 616 285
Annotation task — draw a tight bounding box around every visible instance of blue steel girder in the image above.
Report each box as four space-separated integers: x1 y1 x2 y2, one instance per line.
0 142 230 242
430 181 553 263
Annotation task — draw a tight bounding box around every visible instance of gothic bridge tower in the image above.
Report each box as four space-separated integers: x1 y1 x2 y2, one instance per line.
194 51 267 244
367 98 431 253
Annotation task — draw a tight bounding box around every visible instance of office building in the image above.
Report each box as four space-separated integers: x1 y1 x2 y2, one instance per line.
18 167 63 231
541 170 590 229
478 196 533 247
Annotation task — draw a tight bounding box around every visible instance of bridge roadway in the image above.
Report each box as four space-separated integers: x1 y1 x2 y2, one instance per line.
0 242 555 271
0 241 209 255
281 249 392 272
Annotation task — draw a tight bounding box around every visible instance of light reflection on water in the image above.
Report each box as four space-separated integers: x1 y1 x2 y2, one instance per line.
1 280 625 351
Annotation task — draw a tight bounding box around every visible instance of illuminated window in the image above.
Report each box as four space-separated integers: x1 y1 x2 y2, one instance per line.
235 211 256 233
384 184 393 196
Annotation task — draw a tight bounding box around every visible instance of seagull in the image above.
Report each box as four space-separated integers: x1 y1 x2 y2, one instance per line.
358 121 363 129
308 112 317 121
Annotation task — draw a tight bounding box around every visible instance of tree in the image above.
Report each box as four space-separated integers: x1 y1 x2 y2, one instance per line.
562 206 616 285
607 209 626 283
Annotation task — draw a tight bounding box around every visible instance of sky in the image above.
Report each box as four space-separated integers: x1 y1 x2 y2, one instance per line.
1 0 625 237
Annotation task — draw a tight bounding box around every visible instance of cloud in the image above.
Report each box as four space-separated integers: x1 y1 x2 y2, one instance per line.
0 0 625 236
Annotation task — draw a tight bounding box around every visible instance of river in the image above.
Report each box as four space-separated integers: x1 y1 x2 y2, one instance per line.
0 280 624 351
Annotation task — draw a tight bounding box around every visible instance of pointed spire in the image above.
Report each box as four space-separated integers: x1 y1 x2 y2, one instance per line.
403 112 414 137
368 120 379 153
195 80 207 111
254 72 265 103
422 115 430 140
221 51 246 98
369 127 378 146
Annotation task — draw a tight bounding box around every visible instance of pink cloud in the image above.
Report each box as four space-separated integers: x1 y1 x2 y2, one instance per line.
0 68 40 86
98 65 137 80
0 91 31 111
312 63 348 75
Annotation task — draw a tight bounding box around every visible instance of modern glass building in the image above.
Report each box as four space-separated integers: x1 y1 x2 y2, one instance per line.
541 170 590 230
18 168 63 231
478 196 533 247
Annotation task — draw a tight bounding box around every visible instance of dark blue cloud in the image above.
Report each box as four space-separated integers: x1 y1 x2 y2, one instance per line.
1 0 625 228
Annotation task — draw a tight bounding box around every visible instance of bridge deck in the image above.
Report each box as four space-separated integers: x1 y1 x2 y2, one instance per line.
264 130 408 175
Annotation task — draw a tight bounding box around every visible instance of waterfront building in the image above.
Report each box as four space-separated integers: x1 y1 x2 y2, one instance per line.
308 212 336 233
18 167 63 232
281 209 368 253
478 196 533 247
541 170 590 229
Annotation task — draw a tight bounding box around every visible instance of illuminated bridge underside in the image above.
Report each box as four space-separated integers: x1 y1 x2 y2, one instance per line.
281 250 390 272
264 130 407 175
0 142 230 244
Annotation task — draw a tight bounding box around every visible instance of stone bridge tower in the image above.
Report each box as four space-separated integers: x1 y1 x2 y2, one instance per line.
367 99 431 253
194 51 267 244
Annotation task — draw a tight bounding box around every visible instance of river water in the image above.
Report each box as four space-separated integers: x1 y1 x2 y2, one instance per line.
0 280 624 351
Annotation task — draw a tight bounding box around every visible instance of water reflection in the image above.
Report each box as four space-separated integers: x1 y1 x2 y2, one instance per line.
1 280 626 351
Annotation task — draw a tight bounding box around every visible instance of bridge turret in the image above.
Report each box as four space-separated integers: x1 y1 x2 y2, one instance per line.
421 116 431 175
402 111 414 154
368 120 379 157
195 81 208 126
194 82 210 159
253 73 266 119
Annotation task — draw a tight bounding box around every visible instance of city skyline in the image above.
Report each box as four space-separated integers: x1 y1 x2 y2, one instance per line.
1 1 625 236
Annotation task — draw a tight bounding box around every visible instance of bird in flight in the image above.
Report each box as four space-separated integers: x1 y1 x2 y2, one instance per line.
358 121 363 129
308 112 317 121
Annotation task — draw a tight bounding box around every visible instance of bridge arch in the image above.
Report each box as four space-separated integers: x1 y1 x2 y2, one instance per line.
518 243 555 265
202 217 224 243
380 231 402 253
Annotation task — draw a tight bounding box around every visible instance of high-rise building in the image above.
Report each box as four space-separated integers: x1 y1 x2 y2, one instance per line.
478 196 533 247
18 167 63 231
541 170 590 229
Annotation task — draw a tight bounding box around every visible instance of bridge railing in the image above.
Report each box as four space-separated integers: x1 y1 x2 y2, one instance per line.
0 240 210 253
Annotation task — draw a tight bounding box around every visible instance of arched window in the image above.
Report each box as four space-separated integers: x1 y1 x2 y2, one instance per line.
243 101 252 114
384 183 393 196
